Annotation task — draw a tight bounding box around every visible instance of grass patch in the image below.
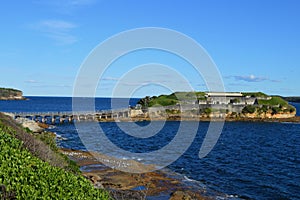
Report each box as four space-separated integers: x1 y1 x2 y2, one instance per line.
242 92 269 98
258 96 288 107
138 91 205 107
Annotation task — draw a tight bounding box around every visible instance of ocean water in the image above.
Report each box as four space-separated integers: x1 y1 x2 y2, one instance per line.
1 97 299 200
0 96 139 112
290 102 300 116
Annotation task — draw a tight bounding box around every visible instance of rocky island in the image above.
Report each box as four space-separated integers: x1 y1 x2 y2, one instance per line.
0 87 26 100
132 91 297 121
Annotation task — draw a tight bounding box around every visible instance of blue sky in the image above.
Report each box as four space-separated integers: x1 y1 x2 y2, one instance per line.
0 0 299 97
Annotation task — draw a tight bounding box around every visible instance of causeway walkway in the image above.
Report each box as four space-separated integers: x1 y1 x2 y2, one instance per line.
12 109 130 124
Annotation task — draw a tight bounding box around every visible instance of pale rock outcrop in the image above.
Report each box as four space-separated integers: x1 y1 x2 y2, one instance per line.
15 117 44 133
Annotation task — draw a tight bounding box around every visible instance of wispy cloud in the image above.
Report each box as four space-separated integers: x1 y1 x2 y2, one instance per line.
25 80 39 84
228 83 249 87
41 20 77 30
35 0 96 14
227 75 280 83
269 79 281 83
30 20 78 45
99 77 168 87
101 77 120 81
67 0 96 6
234 75 267 82
121 82 149 87
31 84 72 88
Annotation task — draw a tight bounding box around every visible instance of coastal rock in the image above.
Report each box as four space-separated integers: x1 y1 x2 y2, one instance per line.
170 191 192 200
170 191 208 200
130 109 144 118
15 117 44 133
61 149 210 200
83 172 102 183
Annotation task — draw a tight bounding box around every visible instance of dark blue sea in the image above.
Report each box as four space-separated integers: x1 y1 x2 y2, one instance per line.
0 97 299 200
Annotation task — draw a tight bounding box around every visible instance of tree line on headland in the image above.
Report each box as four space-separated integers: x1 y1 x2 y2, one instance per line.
282 96 300 103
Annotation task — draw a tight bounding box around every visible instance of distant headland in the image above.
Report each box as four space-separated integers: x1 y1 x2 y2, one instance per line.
0 88 26 100
282 96 300 103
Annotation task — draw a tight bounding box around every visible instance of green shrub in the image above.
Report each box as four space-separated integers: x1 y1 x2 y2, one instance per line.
261 105 269 112
24 127 33 134
148 98 178 107
0 125 111 200
271 107 282 115
242 105 256 114
230 98 240 104
35 132 58 151
287 105 296 113
165 109 180 114
257 105 269 114
204 108 212 115
230 112 238 117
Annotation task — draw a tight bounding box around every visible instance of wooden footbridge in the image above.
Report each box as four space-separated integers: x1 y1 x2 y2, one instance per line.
12 109 131 124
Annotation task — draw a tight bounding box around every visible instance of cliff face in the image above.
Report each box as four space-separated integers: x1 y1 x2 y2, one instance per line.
0 88 25 100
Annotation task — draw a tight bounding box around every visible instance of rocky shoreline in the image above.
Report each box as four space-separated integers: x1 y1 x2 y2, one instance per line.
60 148 215 200
97 115 300 123
224 116 300 123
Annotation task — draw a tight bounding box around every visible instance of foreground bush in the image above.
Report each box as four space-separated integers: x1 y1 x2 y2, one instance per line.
0 122 111 199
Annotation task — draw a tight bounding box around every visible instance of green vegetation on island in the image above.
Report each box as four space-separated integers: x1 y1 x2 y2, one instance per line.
0 113 111 199
136 91 296 118
137 91 206 107
242 96 295 115
138 91 276 107
241 92 269 98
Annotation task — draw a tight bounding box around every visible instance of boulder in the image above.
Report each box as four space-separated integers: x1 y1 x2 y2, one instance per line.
170 191 192 200
15 118 44 133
